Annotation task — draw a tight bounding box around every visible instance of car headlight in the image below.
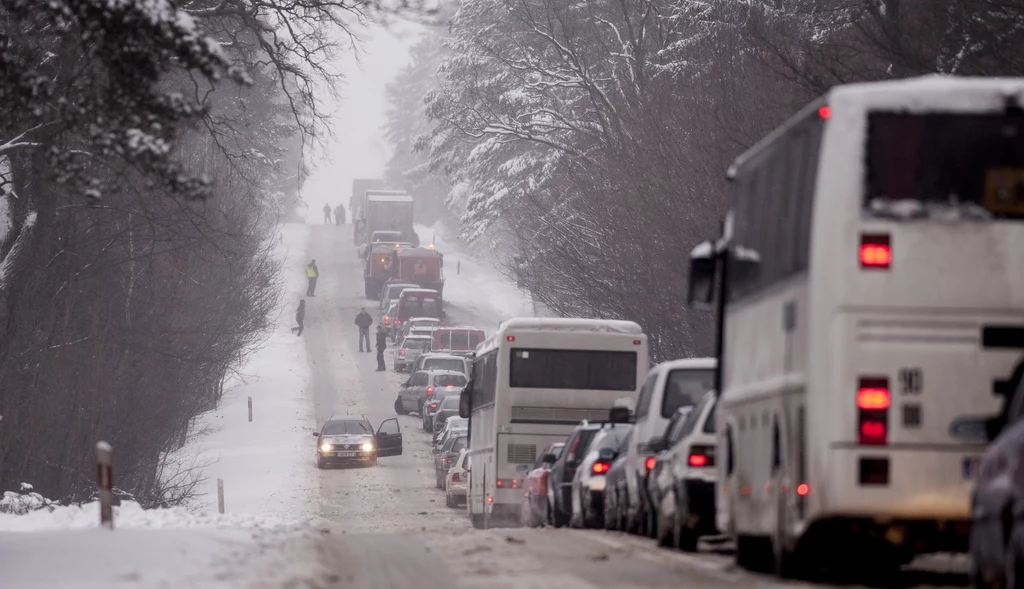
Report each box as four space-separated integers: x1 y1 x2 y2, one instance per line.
320 443 331 452
361 442 374 452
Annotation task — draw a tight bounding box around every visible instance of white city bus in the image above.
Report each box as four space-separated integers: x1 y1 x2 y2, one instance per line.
688 75 1024 575
460 318 649 528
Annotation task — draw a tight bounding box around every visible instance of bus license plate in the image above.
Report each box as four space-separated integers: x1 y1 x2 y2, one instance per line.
963 456 981 480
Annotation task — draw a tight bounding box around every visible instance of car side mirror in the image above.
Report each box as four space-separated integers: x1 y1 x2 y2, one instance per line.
542 453 557 464
311 431 320 438
646 436 668 453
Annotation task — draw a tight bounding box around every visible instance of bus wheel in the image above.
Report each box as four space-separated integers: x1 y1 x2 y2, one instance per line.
736 535 774 573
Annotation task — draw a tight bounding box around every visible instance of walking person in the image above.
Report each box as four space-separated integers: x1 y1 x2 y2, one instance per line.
322 204 332 224
306 260 319 297
355 307 373 352
375 324 387 371
291 299 306 336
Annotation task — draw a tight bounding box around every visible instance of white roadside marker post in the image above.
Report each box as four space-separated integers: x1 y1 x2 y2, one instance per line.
96 441 113 529
248 396 253 422
217 478 225 514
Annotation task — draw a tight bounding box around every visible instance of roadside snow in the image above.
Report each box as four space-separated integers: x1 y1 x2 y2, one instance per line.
415 223 538 326
165 222 317 519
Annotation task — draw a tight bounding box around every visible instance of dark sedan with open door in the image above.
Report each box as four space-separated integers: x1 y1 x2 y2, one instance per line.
313 414 403 468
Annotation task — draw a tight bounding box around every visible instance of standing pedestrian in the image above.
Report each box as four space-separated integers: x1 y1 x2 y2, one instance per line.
291 299 306 336
306 260 319 297
334 205 345 226
355 307 373 352
375 324 387 371
322 204 332 224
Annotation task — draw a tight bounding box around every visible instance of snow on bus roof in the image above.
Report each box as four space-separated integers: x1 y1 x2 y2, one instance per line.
366 191 413 203
728 75 1024 180
497 317 644 335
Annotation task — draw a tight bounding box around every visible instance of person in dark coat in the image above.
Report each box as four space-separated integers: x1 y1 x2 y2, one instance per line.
291 300 306 336
334 205 345 225
306 260 319 297
375 324 387 371
355 308 373 352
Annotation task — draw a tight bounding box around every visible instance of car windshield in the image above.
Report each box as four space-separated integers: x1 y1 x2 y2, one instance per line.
387 285 415 299
433 374 467 387
424 358 465 373
321 420 372 435
403 338 430 350
594 426 631 450
662 369 715 418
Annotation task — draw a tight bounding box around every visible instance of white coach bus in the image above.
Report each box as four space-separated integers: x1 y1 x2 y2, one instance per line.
687 75 1024 576
459 318 649 528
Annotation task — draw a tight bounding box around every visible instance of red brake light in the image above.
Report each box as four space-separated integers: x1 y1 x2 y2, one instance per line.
857 377 889 445
592 461 610 474
506 336 515 341
446 457 453 465
430 403 438 410
399 350 405 357
451 473 461 483
859 234 891 268
633 339 642 345
688 453 707 467
796 483 810 496
426 386 434 395
511 478 519 489
496 479 503 487
856 387 890 410
818 105 831 119
645 456 656 471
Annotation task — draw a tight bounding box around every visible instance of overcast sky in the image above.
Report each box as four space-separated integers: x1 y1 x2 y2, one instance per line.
299 18 423 223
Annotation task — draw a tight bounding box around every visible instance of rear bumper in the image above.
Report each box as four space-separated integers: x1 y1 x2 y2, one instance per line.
448 483 467 496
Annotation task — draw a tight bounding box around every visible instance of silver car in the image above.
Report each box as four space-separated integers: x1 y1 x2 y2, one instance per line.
393 335 432 372
410 353 470 376
396 370 467 414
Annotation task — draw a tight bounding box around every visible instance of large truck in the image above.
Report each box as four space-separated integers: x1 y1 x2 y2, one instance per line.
363 191 418 246
388 246 444 297
364 242 413 299
351 178 386 244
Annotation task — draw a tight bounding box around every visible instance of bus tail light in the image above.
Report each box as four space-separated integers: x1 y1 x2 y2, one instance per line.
496 479 514 488
859 234 891 269
688 445 715 467
857 377 890 445
592 461 611 474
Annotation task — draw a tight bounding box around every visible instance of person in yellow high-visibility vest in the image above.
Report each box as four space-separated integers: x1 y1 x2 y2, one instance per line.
306 260 319 297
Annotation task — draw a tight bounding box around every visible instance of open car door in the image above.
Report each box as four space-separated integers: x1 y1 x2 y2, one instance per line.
376 418 403 457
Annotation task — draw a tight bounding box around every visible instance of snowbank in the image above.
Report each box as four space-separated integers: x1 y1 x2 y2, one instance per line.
416 223 538 326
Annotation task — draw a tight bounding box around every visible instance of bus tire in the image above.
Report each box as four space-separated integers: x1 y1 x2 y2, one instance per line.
736 535 774 573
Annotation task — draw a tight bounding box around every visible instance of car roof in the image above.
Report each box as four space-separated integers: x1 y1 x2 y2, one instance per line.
427 370 467 378
327 414 368 422
410 317 441 322
420 353 465 360
403 335 432 340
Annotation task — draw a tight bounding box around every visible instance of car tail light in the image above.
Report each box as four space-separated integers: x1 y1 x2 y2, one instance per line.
426 386 434 396
857 377 889 445
645 456 656 471
860 234 891 269
451 473 461 483
446 457 454 465
399 349 405 357
592 461 611 474
688 445 714 467
430 402 438 411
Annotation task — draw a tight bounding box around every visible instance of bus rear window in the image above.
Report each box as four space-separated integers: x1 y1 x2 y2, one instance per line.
867 113 1024 219
438 332 482 348
509 349 637 391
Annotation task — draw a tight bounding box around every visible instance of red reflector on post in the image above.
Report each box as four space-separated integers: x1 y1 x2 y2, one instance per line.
645 456 656 471
859 234 891 268
688 453 707 467
856 387 890 410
